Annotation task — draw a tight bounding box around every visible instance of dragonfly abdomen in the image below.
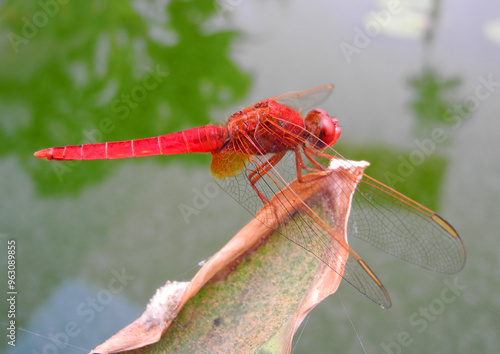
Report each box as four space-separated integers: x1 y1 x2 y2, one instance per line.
34 125 229 160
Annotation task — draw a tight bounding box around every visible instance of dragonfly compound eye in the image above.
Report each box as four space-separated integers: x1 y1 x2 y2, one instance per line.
319 115 341 148
305 109 341 150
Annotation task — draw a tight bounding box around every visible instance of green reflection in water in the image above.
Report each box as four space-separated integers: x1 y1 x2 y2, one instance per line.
394 0 470 211
403 68 469 209
0 0 250 196
409 69 470 138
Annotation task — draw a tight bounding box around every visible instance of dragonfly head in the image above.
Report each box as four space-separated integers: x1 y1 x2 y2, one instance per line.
304 109 341 150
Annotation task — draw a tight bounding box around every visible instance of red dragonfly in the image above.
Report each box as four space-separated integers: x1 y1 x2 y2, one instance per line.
34 85 465 308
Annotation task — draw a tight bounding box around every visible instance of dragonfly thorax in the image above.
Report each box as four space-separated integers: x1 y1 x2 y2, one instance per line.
226 100 306 155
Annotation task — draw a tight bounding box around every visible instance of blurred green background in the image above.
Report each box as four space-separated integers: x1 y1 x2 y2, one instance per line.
1 1 499 353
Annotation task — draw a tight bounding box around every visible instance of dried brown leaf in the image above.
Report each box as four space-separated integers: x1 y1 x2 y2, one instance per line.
91 160 368 354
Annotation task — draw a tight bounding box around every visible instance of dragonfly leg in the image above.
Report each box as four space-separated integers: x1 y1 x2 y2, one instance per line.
303 146 327 170
248 152 287 204
294 147 332 184
295 148 323 177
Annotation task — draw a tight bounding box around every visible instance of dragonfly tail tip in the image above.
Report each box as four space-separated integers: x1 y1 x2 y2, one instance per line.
34 149 51 160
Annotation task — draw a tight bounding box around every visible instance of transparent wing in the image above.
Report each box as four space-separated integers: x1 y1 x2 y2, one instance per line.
213 148 392 308
348 173 466 274
310 148 466 275
211 112 465 309
270 85 334 114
